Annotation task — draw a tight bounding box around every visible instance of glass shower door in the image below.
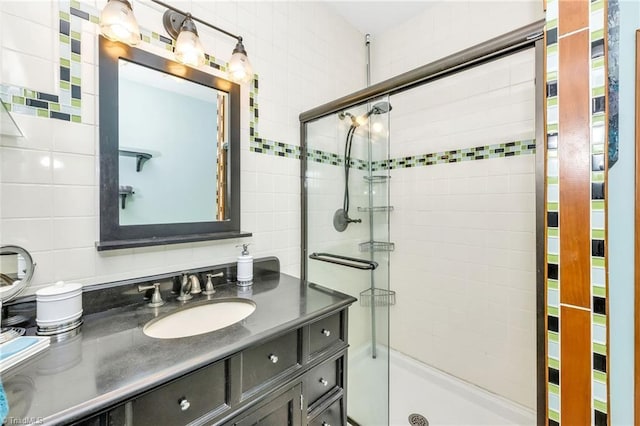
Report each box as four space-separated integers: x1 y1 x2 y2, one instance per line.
304 96 392 426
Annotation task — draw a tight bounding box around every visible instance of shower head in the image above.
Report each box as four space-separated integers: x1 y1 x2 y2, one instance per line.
338 110 357 125
368 101 392 116
340 101 392 128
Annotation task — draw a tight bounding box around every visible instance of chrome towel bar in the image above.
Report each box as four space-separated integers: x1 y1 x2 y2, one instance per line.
309 252 378 270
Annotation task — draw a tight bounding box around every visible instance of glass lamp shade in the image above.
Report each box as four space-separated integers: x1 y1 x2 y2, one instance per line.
175 28 206 67
100 0 140 46
228 51 253 84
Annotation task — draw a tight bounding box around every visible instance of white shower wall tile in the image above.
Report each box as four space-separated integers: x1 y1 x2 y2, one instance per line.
373 1 542 84
52 217 95 250
51 153 95 185
1 114 53 151
53 121 95 155
1 184 53 219
1 48 57 95
1 218 53 251
0 147 53 184
386 38 536 409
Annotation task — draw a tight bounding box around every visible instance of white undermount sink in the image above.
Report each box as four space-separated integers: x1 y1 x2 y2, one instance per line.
143 299 256 339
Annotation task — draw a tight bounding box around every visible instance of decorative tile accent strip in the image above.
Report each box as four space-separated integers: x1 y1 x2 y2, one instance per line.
2 0 227 124
591 0 608 422
372 140 536 171
251 136 302 159
607 0 619 169
545 1 561 423
247 78 302 162
292 138 535 172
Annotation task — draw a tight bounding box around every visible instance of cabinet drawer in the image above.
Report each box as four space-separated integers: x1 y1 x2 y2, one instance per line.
309 397 344 426
242 330 298 393
309 313 341 355
132 360 226 426
305 358 339 408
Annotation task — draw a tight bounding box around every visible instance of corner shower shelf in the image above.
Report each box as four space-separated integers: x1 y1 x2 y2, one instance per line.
363 175 390 183
359 241 395 252
119 149 153 172
360 288 396 307
357 206 394 213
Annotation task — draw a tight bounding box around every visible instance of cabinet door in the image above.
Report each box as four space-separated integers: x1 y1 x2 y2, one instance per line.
228 383 302 426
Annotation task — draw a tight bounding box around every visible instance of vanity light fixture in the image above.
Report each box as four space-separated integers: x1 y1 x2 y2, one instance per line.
99 0 141 46
173 14 206 67
154 0 254 83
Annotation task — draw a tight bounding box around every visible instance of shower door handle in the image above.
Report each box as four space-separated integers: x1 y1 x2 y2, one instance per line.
309 252 378 270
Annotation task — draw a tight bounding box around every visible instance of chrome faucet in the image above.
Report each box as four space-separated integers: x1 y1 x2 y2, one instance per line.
176 273 193 301
189 274 202 295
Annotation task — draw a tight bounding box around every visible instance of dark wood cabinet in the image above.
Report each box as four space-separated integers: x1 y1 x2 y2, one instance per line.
241 330 300 397
226 383 303 426
78 308 350 426
308 397 345 426
132 360 228 425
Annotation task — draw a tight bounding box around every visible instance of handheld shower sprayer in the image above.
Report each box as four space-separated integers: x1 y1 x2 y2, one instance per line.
333 101 392 232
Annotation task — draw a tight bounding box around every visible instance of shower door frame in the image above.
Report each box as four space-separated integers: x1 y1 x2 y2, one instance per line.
300 19 546 426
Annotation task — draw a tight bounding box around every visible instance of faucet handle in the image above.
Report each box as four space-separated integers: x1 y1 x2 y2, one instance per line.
202 272 223 296
138 283 165 307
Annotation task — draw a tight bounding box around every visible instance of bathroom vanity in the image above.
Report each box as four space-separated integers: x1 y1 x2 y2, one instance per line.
2 259 355 426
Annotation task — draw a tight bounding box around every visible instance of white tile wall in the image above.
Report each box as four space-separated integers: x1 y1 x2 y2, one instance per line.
0 0 366 294
370 0 543 84
386 47 537 409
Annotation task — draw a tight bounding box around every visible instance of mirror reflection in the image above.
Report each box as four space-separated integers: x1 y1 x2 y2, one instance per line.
0 245 35 302
117 59 229 226
99 36 244 249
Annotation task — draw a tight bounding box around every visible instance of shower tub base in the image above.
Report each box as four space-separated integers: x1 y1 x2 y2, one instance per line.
348 347 535 425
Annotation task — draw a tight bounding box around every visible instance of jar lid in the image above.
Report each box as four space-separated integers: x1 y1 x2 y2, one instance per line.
36 281 82 297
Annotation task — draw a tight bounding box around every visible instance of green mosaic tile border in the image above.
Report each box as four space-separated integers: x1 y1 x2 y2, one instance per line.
372 139 536 171
2 0 228 124
590 0 608 421
545 0 561 423
251 137 301 160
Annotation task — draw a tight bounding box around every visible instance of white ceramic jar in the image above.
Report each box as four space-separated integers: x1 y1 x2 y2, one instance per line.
36 281 83 328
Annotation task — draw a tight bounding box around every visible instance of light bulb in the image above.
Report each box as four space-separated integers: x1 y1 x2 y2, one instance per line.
100 0 140 46
228 39 254 84
372 122 384 133
174 17 205 67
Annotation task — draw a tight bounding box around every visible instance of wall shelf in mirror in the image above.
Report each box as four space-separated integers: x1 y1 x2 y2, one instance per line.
119 149 153 172
1 101 23 137
119 185 134 209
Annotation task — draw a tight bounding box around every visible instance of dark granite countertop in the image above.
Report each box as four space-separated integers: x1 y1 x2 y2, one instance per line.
3 273 356 425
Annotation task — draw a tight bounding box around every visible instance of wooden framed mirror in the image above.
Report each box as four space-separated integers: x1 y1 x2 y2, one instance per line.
97 37 250 250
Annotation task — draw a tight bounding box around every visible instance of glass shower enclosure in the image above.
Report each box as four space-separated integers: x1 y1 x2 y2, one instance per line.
302 96 392 425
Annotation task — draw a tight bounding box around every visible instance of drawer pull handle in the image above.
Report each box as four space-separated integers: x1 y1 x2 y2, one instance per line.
268 354 279 363
321 329 331 337
179 398 190 411
319 378 329 386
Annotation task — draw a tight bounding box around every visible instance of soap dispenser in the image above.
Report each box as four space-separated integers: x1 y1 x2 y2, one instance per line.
236 243 253 287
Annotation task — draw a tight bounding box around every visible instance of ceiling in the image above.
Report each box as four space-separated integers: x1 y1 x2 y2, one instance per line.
324 1 434 35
